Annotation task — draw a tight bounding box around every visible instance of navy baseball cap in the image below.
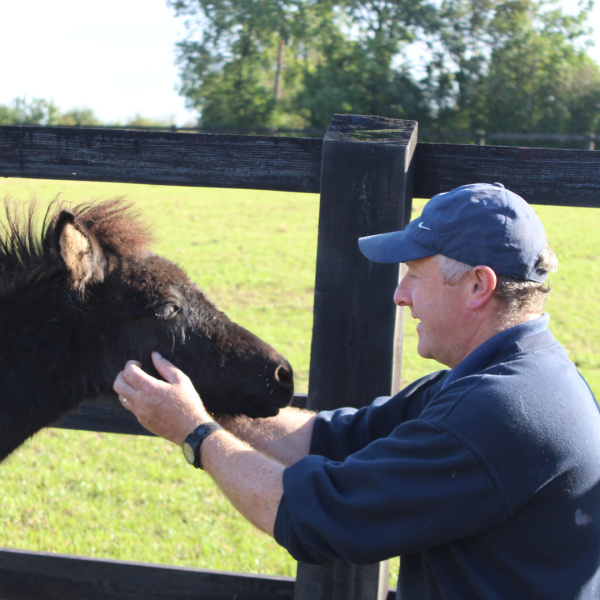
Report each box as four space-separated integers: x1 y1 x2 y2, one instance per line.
358 183 548 282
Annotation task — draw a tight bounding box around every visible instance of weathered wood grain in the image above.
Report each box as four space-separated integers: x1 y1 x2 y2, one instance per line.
0 548 296 600
307 114 416 412
0 547 394 600
414 143 600 207
3 125 600 207
296 114 417 600
0 125 323 193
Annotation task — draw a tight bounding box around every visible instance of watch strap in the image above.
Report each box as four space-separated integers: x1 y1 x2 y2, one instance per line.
182 422 223 469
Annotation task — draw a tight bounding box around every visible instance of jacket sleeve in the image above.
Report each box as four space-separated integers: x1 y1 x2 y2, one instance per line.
308 370 448 462
274 417 510 565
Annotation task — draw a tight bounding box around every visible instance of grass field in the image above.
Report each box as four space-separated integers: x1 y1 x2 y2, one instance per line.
0 178 598 586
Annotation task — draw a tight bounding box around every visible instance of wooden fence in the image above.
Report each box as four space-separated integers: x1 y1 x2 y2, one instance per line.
47 123 599 150
0 114 599 600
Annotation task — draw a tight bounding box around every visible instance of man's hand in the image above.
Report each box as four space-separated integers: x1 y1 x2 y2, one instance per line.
113 352 211 445
112 352 308 537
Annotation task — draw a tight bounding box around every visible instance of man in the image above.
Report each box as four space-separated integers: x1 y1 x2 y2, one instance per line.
114 182 600 599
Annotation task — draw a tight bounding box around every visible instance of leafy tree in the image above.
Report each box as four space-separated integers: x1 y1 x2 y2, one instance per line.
482 1 600 135
0 97 61 125
169 0 307 128
124 114 179 127
0 105 13 124
565 58 600 134
422 0 600 136
168 0 439 129
293 0 438 127
60 108 102 126
170 0 600 139
0 98 103 126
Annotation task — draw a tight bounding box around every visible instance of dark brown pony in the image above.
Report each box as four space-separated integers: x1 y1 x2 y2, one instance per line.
0 198 293 462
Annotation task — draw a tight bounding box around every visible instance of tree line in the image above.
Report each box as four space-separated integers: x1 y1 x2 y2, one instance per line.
3 0 599 145
168 0 600 137
0 97 177 128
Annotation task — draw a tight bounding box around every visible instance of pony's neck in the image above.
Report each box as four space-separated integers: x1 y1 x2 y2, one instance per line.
0 281 101 462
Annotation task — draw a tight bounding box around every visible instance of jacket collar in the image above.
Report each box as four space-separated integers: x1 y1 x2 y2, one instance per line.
442 314 552 389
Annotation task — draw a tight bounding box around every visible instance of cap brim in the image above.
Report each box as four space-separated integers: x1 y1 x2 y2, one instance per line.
358 230 435 264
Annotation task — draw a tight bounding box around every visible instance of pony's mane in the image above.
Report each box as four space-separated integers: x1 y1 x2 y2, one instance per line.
64 197 156 257
0 197 155 275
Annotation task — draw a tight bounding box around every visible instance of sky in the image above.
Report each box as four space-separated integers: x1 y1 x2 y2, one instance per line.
0 0 599 127
0 0 196 126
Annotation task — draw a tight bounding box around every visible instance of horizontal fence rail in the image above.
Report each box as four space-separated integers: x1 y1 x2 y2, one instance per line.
2 125 600 207
0 548 297 600
54 394 308 436
413 143 600 208
0 126 323 193
31 124 598 150
0 547 395 600
418 131 597 150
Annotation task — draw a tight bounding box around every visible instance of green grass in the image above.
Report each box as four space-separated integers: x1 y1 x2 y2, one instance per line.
0 429 295 575
0 178 598 588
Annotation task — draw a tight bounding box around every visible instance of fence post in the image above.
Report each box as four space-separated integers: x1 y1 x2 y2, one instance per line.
294 114 418 600
586 133 596 151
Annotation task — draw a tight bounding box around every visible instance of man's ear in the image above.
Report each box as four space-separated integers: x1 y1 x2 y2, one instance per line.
467 266 497 310
54 210 106 292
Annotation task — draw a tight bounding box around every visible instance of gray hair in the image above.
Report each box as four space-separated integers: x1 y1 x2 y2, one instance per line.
434 244 559 328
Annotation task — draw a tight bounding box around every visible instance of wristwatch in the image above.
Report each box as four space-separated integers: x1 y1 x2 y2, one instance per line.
182 422 223 469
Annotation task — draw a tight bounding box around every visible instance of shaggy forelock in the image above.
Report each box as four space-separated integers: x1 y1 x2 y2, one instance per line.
61 198 156 258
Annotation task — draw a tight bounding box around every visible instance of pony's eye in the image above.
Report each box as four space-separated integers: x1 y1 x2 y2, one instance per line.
155 303 181 321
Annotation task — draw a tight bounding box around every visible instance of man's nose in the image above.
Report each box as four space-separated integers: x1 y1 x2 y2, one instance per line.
394 274 411 307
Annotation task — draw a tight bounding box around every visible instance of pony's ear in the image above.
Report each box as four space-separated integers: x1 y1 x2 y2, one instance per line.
54 209 106 290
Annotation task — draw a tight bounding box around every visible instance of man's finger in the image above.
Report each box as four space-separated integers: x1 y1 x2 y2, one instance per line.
122 361 160 392
151 352 185 385
113 371 137 410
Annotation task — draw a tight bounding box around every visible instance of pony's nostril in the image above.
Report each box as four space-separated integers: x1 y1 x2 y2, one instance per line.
275 362 294 389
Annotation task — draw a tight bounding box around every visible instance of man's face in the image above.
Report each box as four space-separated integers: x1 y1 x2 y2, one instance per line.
394 256 472 369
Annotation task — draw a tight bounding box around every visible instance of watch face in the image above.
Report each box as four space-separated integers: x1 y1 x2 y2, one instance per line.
182 441 195 465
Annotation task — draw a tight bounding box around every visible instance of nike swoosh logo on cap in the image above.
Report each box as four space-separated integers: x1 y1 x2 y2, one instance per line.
418 222 431 230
